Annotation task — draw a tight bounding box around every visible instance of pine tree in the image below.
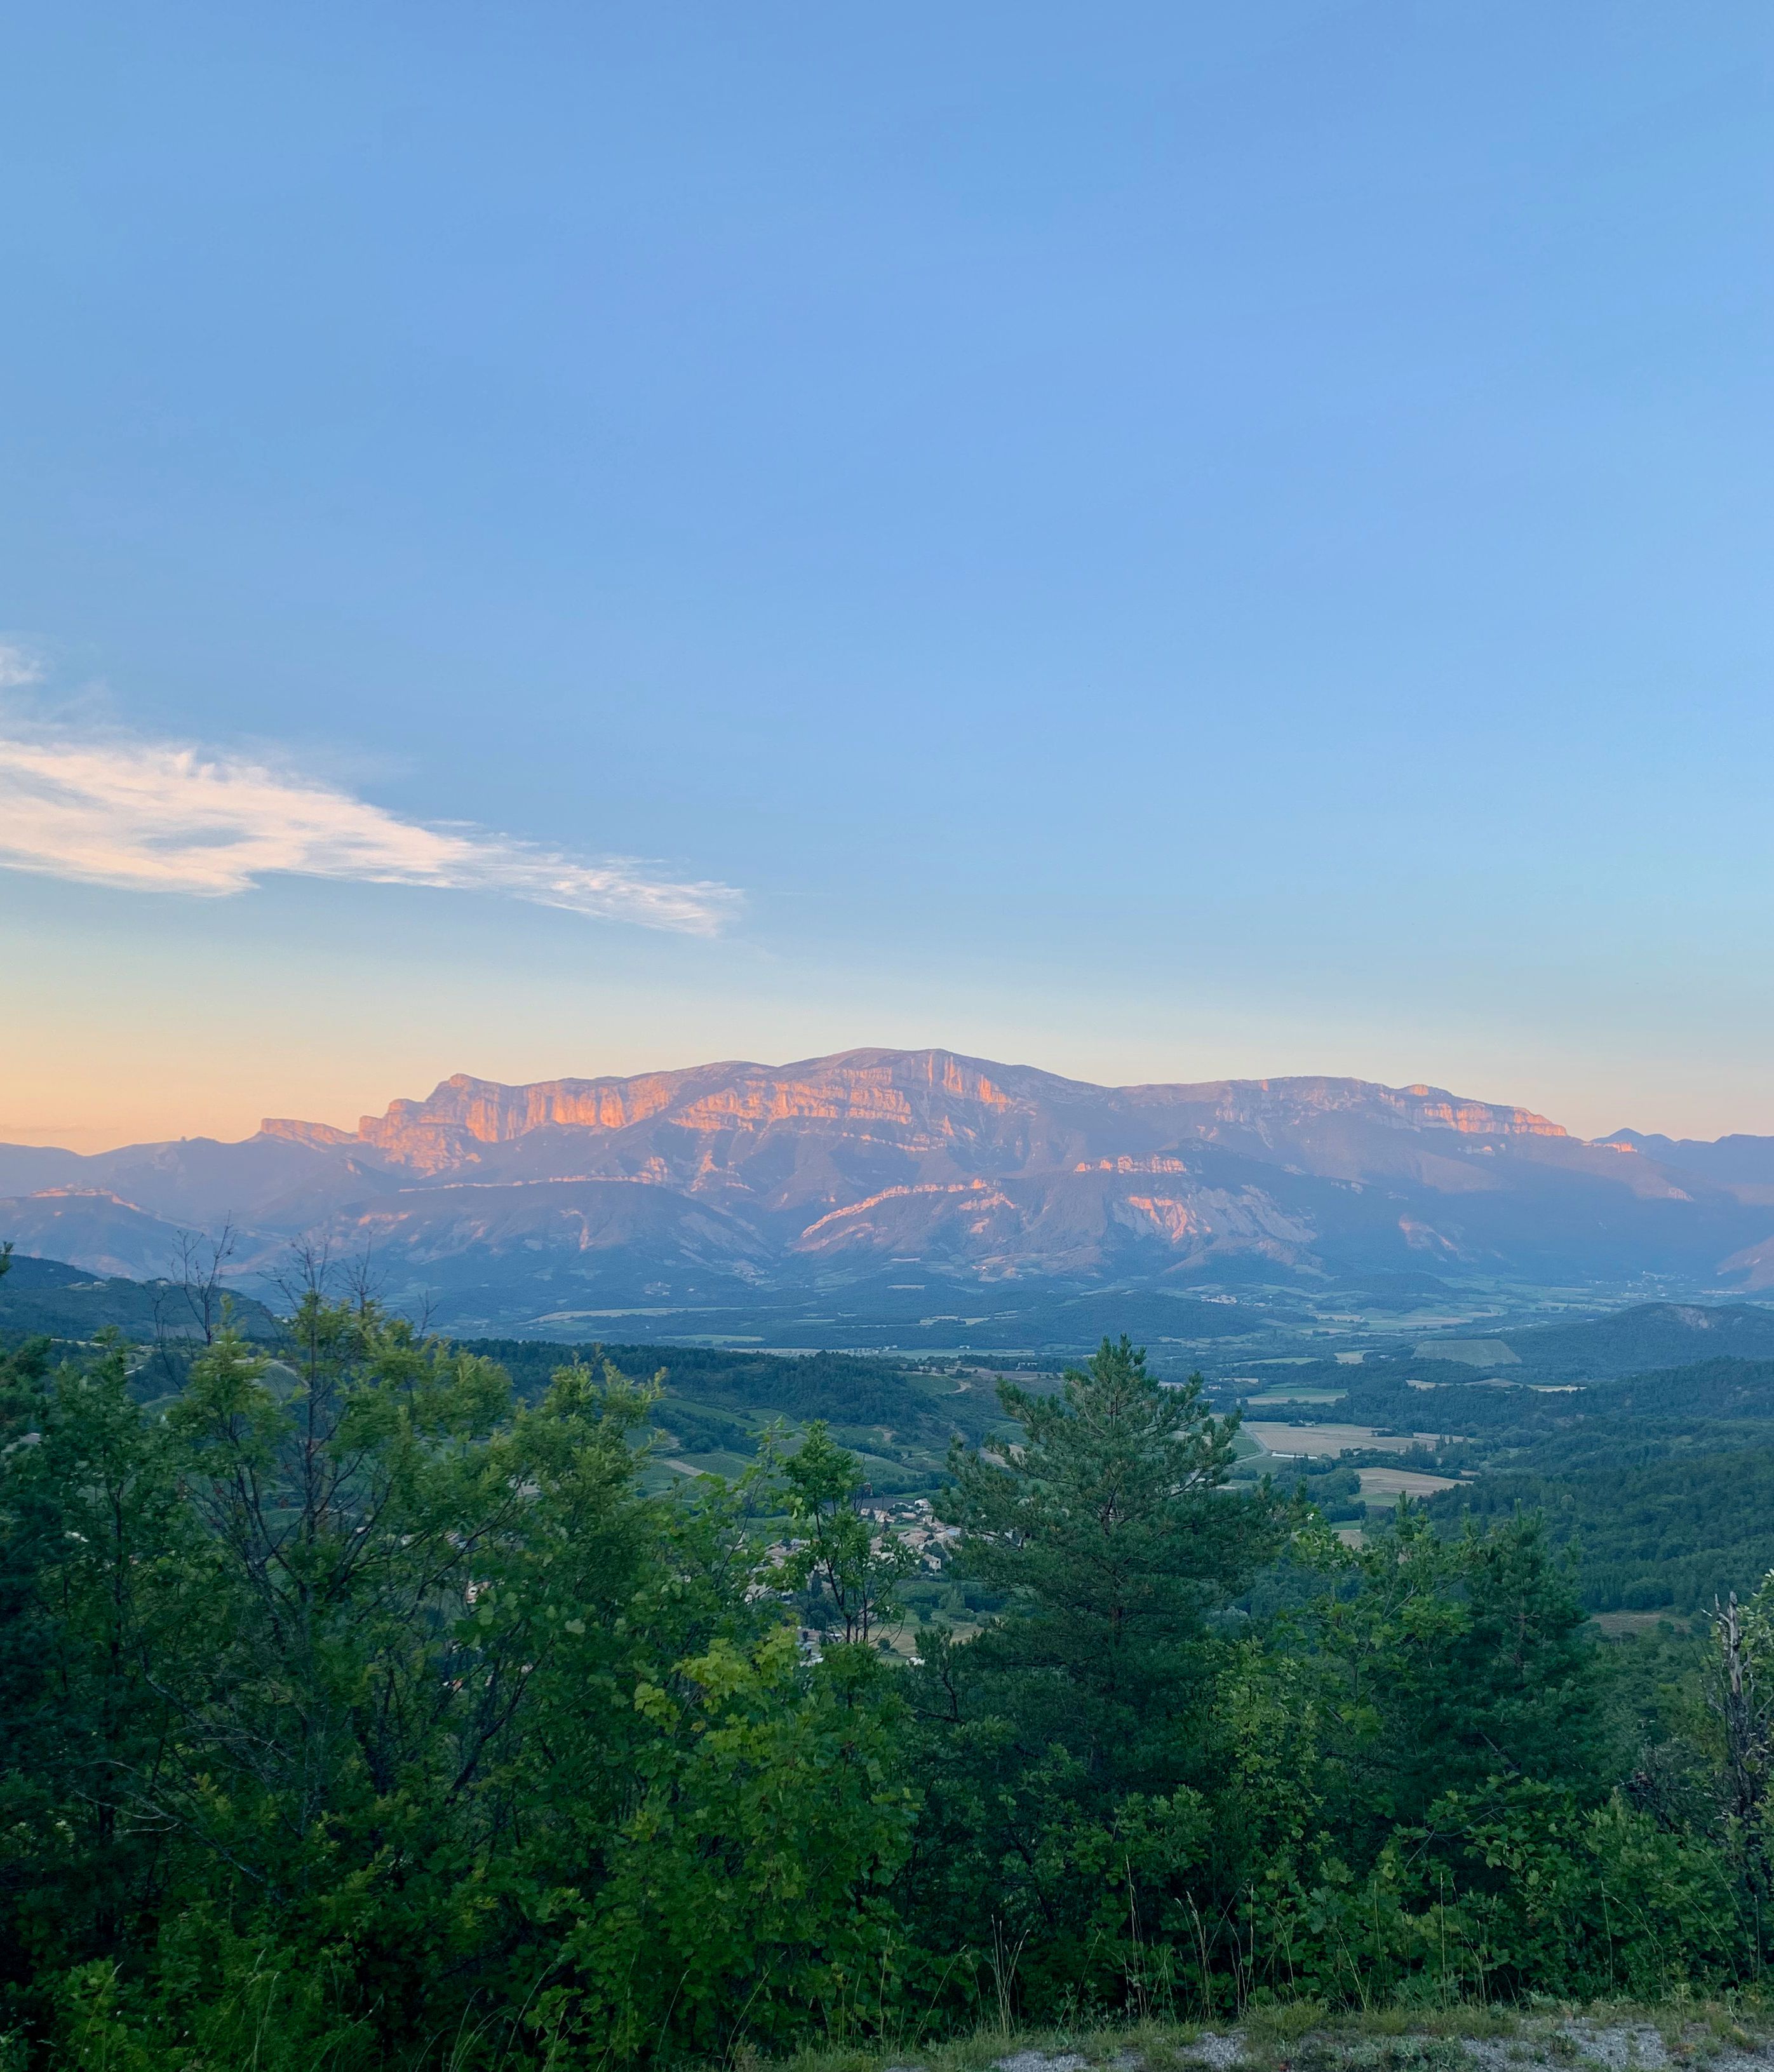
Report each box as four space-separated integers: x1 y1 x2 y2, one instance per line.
903 1337 1284 2008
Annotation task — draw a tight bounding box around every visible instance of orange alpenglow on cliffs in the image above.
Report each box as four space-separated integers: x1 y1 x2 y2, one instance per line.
10 1047 1766 1323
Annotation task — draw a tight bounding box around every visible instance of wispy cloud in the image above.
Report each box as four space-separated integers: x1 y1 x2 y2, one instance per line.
0 643 44 689
0 706 742 935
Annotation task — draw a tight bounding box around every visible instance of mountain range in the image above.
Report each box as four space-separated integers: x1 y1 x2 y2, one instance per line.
6 1048 1774 1342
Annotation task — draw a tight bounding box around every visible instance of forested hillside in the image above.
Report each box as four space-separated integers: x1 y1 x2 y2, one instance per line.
1433 1441 1774 1611
0 1246 279 1348
1487 1302 1774 1376
4 1239 1773 2070
1233 1345 1774 1446
1242 1317 1774 1616
461 1336 1014 1492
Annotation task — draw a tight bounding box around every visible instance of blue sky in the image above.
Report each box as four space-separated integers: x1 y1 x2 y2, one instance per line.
3 2 1771 1148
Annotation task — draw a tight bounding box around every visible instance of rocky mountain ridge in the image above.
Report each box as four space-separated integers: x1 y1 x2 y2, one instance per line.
282 1054 1575 1168
4 1049 1774 1325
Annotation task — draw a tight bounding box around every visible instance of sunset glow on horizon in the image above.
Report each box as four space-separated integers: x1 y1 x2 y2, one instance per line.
6 4 1773 1152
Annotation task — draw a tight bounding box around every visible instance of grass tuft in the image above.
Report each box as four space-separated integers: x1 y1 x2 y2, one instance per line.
773 1998 1774 2072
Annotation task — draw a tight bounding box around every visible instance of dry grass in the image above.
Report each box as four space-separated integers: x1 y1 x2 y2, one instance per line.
772 2000 1774 2072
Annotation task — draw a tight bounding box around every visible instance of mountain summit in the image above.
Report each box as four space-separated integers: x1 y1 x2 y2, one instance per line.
268 1050 1571 1181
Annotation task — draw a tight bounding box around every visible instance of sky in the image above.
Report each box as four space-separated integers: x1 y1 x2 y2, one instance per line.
3 1 1772 1150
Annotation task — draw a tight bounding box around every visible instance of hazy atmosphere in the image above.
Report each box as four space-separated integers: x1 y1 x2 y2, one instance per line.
6 3 1773 1148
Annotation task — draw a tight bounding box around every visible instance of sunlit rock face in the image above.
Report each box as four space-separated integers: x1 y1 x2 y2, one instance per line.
349 1052 1050 1178
4 1049 1772 1300
239 1050 1766 1286
334 1051 1573 1187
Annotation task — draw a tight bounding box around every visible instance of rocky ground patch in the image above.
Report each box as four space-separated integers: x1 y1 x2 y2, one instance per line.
807 2007 1774 2072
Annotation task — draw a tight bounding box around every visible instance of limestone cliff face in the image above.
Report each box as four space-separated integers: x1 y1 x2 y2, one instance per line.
1120 1075 1566 1140
318 1051 1571 1184
348 1051 1033 1171
5 1047 1754 1293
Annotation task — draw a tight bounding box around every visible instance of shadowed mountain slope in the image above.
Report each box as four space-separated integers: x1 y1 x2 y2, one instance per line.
1486 1301 1774 1376
1603 1128 1774 1190
0 1249 278 1345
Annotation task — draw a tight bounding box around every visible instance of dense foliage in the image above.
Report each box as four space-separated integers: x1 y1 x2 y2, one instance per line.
1244 1350 1774 1451
461 1339 950 1432
3 1267 1772 2069
1437 1439 1774 1613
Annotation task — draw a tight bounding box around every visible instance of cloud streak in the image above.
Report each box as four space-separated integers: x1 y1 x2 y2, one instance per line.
0 714 742 935
0 643 44 689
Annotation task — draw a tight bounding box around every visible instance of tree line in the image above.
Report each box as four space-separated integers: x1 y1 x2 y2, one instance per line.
1 1265 1770 2068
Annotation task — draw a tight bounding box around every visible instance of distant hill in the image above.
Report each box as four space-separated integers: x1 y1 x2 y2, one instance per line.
451 1336 1011 1495
0 1192 215 1281
0 1250 279 1345
1603 1129 1774 1188
1230 1333 1774 1446
0 1253 90 1291
10 1051 1774 1331
469 1336 943 1420
1489 1301 1774 1378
